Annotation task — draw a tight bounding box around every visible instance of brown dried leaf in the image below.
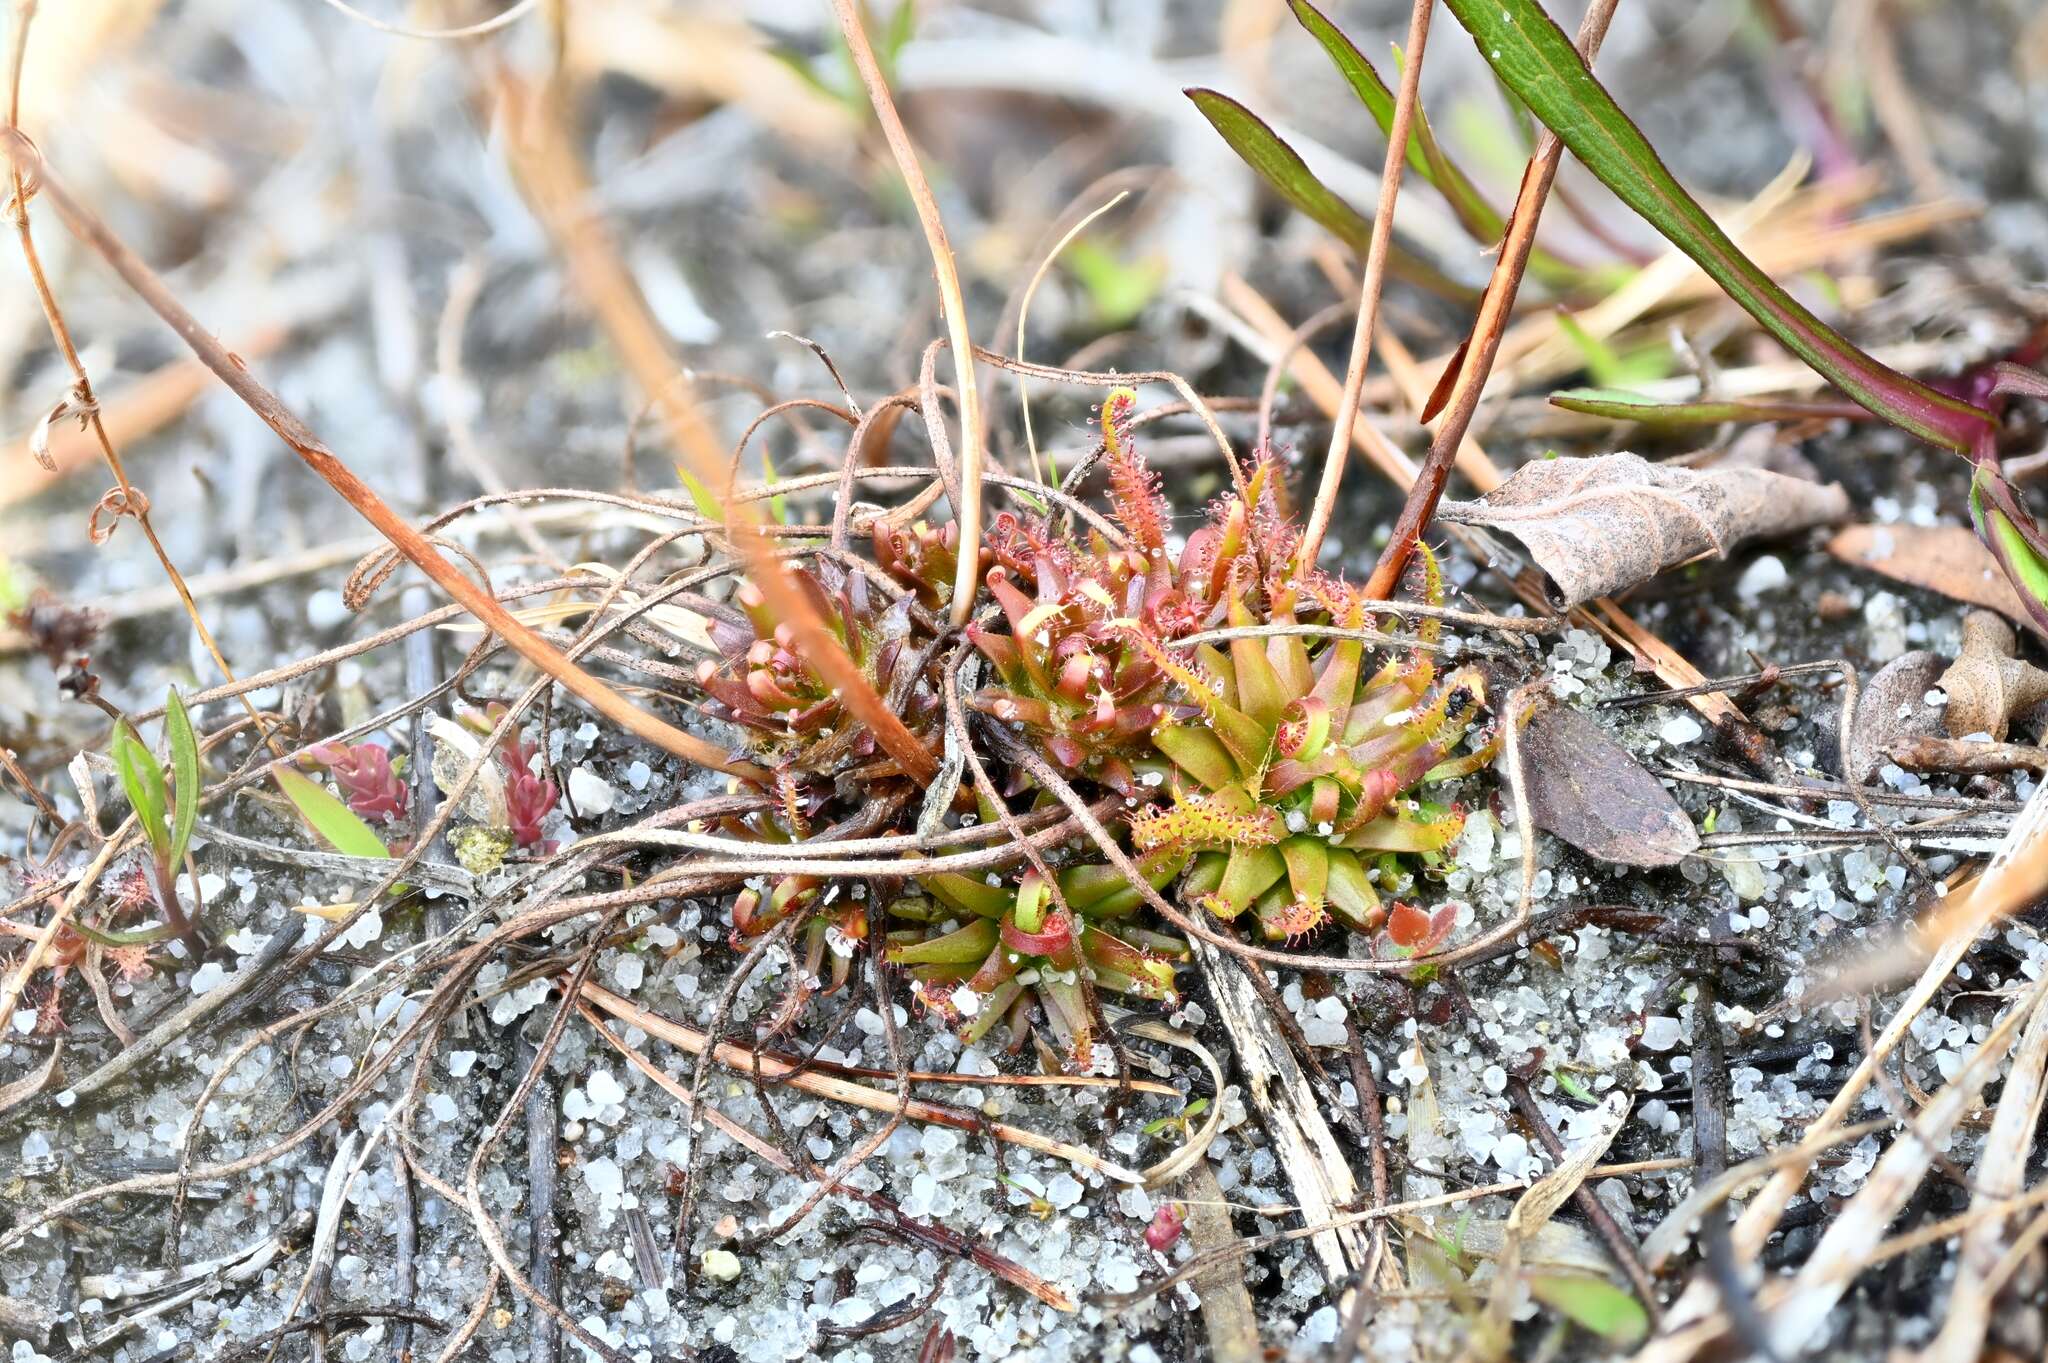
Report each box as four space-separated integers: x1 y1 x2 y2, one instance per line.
1518 694 1700 867
1844 651 1946 784
1438 452 1848 608
0 1038 60 1118
1825 523 2033 624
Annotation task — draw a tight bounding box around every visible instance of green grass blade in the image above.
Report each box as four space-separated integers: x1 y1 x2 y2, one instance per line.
112 719 170 858
1440 0 1992 453
275 767 392 861
1553 314 1669 388
164 687 201 872
760 448 790 526
1289 1 1433 184
674 465 728 522
1185 88 1476 301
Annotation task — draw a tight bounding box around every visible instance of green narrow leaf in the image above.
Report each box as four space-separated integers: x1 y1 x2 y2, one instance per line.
1064 238 1166 328
1287 0 1594 288
1289 2 1433 184
112 720 170 858
1527 1273 1650 1345
274 768 392 861
881 0 916 71
1440 0 1993 454
1972 473 2048 634
1185 88 1476 302
164 688 200 872
72 920 178 949
1551 1067 1598 1104
1187 88 1376 250
1549 387 1867 428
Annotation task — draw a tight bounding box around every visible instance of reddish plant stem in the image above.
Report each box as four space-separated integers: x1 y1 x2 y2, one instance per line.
6 1 274 750
0 128 765 783
1296 0 1434 577
1361 0 1621 600
494 73 937 785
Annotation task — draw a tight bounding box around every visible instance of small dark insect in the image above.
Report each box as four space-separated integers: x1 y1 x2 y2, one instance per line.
8 588 104 669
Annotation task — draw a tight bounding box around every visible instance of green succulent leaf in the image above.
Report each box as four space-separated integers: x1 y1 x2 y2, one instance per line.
274 767 391 861
1440 0 1992 453
886 916 999 967
112 719 170 859
164 687 201 873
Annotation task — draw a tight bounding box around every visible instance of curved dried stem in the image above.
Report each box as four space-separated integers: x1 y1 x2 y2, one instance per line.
5 3 274 749
0 128 766 783
830 0 986 627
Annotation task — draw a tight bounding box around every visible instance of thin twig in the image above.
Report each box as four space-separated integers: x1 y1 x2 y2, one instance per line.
1298 0 1434 575
1361 0 1622 599
0 128 763 781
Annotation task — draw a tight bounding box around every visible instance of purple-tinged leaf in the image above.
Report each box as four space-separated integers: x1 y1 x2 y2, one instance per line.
1441 0 1994 455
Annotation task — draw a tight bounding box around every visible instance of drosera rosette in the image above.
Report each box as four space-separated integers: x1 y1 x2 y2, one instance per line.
963 393 1203 798
1129 543 1497 945
883 853 1191 1061
420 704 565 873
692 554 945 780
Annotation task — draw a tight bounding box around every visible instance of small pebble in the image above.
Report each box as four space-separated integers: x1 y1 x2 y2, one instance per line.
1659 715 1704 745
569 766 616 815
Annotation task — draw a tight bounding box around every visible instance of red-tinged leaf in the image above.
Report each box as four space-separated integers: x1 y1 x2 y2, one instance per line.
1441 0 1994 455
1422 335 1471 423
1387 901 1433 949
1145 1203 1186 1251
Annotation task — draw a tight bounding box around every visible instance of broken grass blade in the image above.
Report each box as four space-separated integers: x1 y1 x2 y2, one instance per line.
1439 0 1993 454
1549 386 1867 428
1184 88 1473 301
